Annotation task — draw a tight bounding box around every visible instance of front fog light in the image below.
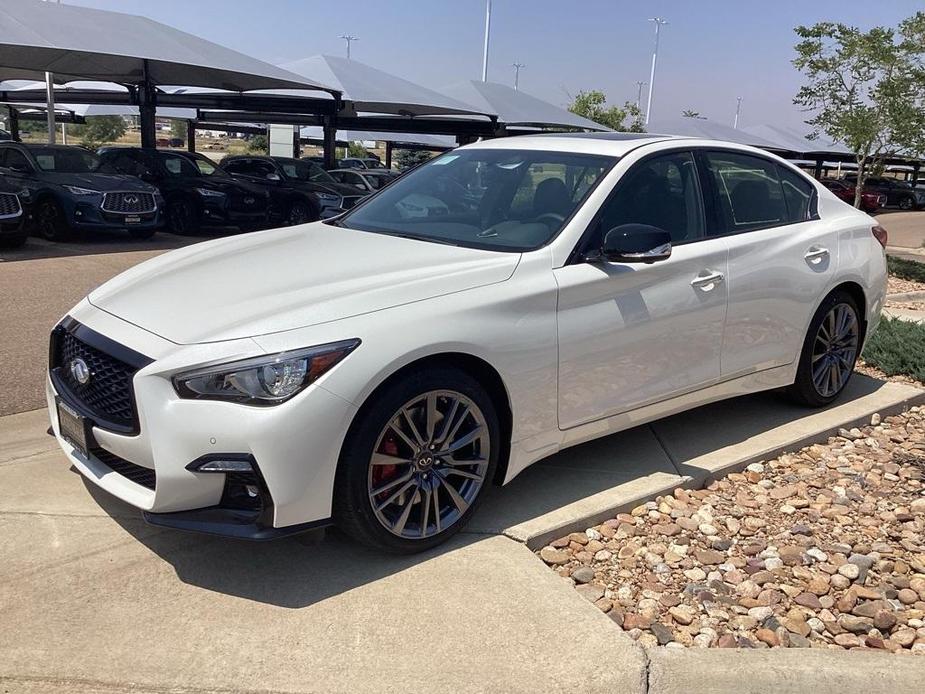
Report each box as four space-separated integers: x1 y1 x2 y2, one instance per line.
173 339 360 406
189 458 254 473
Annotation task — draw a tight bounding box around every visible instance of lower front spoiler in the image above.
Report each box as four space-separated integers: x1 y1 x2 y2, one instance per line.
143 507 332 541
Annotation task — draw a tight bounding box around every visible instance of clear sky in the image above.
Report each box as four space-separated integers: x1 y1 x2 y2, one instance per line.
67 0 923 130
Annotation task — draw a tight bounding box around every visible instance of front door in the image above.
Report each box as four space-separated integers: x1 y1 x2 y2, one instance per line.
555 150 728 429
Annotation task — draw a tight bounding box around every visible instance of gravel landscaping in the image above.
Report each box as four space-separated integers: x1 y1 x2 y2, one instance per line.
538 406 925 654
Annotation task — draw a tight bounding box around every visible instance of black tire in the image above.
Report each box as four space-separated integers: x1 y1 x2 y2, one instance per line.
166 197 198 235
0 231 27 248
788 289 862 407
286 199 318 226
127 227 156 240
898 195 915 211
333 366 500 553
36 198 72 241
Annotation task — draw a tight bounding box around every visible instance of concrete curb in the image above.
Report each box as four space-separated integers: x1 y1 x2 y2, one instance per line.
887 290 925 302
645 647 924 694
523 384 925 550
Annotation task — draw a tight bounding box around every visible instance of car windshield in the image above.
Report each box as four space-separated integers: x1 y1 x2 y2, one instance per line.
333 148 615 251
31 147 100 173
279 160 336 183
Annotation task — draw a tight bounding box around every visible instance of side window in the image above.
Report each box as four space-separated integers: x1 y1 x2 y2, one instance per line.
703 151 787 234
222 159 252 175
3 148 31 172
597 151 704 244
778 166 816 222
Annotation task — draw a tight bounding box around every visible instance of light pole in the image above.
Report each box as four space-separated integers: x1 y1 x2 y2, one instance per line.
481 0 492 81
45 70 56 144
339 34 358 59
733 96 743 129
644 17 668 126
635 81 647 108
512 63 525 90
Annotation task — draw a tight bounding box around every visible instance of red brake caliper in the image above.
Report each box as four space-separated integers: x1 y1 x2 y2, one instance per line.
372 433 400 496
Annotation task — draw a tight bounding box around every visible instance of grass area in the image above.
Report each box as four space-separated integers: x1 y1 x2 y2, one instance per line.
888 255 925 283
862 317 925 382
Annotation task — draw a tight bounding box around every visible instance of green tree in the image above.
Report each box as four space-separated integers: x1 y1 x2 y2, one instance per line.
70 115 126 148
169 119 187 143
793 13 925 207
347 141 368 158
394 149 434 171
247 134 267 153
567 90 645 132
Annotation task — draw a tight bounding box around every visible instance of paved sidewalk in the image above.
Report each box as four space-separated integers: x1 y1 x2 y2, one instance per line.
2 372 923 692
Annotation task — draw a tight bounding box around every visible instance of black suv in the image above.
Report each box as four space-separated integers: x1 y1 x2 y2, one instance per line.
844 175 923 210
97 148 270 234
0 176 29 247
220 156 367 223
0 143 162 241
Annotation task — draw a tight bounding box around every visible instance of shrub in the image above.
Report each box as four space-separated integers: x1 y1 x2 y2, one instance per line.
887 256 925 283
862 317 925 381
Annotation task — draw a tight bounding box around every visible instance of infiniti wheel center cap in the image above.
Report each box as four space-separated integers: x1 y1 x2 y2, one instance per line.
416 454 435 470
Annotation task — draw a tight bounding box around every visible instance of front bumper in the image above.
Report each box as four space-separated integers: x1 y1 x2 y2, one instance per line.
46 305 357 539
71 202 162 231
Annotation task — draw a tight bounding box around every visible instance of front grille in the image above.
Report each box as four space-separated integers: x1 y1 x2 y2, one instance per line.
101 192 156 214
341 195 362 210
228 193 267 212
53 330 138 430
94 447 156 490
0 192 22 218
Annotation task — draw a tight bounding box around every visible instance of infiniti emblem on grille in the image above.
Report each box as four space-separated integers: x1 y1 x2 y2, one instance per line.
124 195 139 205
244 197 254 204
69 358 91 385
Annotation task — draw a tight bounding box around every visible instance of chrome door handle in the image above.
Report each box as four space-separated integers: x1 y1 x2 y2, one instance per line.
690 271 725 290
804 246 830 263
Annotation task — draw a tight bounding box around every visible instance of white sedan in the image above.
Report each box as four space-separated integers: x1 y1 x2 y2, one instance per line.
47 133 887 552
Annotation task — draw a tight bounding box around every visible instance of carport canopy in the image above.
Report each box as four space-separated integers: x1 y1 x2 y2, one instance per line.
0 0 336 93
440 80 609 132
279 55 490 119
645 117 781 149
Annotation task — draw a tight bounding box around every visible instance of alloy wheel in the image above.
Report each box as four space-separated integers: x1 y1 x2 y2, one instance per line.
367 390 490 539
811 302 859 398
288 202 309 225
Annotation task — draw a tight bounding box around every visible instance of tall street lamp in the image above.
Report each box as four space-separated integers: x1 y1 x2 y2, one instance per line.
512 63 525 90
481 0 492 81
645 17 668 125
734 96 743 129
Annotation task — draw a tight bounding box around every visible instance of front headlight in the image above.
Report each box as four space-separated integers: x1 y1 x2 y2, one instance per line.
63 185 100 196
173 339 360 405
317 192 339 202
18 188 30 199
196 187 226 198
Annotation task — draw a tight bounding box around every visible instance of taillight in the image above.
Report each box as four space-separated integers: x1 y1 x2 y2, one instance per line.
872 225 888 249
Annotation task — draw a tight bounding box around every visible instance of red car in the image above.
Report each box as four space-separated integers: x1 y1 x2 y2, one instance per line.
821 179 886 213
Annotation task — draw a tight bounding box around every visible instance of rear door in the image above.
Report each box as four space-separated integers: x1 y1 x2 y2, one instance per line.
697 149 835 378
555 150 729 428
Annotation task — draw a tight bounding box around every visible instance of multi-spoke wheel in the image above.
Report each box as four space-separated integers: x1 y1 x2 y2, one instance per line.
790 290 862 406
334 367 499 552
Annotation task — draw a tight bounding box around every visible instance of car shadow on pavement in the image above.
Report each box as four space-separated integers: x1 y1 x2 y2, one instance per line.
0 230 217 262
82 478 486 609
79 374 895 607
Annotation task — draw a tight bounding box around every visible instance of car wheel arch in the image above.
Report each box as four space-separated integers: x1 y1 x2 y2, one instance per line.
807 281 868 346
337 351 514 487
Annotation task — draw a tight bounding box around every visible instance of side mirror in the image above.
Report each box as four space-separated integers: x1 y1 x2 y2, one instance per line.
594 224 672 264
266 173 281 181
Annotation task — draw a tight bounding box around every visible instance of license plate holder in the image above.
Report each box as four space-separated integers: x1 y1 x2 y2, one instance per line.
124 215 141 224
56 398 92 459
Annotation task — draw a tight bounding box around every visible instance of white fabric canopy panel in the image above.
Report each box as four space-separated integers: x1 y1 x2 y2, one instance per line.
0 0 336 94
440 80 608 132
299 125 455 149
645 118 781 149
741 124 853 156
279 55 489 118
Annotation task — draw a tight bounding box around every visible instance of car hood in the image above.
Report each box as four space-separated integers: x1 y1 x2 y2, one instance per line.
195 176 265 196
42 172 156 192
305 180 366 197
88 223 520 344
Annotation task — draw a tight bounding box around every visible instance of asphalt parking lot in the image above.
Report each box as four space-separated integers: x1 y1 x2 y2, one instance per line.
0 231 207 416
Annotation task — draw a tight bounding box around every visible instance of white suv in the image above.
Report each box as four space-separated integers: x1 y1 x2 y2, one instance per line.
47 133 887 552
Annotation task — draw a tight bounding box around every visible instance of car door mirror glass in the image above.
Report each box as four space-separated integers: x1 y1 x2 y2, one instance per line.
596 224 672 263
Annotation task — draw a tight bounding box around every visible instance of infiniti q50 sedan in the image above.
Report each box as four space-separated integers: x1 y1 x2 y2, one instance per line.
46 133 887 552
